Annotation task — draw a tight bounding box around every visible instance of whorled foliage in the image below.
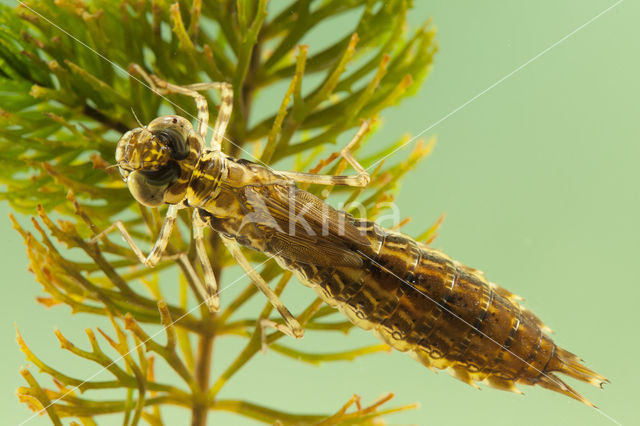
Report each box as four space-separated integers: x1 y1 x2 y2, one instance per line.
1 0 438 424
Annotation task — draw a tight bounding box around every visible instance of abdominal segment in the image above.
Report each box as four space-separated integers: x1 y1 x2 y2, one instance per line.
276 219 606 406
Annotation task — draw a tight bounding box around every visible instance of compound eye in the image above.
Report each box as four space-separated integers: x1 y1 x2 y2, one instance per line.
154 129 189 160
128 172 167 207
126 162 181 207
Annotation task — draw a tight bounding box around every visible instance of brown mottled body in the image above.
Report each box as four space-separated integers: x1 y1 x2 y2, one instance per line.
112 69 605 405
187 154 606 406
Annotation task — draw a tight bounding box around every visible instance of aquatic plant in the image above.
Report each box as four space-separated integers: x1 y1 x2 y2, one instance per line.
1 0 437 423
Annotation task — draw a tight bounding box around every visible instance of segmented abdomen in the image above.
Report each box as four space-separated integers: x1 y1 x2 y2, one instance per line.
277 219 606 405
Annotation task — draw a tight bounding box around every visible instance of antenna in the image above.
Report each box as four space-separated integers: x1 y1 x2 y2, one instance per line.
130 107 144 127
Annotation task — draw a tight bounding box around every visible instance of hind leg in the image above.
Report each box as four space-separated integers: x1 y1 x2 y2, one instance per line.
220 236 303 351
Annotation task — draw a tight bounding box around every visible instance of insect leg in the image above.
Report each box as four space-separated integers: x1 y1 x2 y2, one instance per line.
182 82 233 151
192 209 220 312
130 64 210 141
91 206 219 312
90 204 179 267
277 120 371 187
219 236 304 350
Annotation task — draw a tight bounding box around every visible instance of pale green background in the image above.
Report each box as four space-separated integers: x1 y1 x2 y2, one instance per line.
2 1 638 425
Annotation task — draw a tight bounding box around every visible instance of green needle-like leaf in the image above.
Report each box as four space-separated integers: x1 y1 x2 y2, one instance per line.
4 1 437 424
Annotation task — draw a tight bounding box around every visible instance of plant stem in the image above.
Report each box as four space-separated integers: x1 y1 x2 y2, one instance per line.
192 234 221 426
191 328 214 426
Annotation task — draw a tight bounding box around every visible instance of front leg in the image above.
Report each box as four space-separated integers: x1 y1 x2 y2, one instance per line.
130 64 232 150
91 205 179 267
219 236 304 350
91 205 219 312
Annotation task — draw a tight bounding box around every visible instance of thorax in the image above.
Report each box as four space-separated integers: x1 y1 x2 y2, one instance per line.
186 152 291 249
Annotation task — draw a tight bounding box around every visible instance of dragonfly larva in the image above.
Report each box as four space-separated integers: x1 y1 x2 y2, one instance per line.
99 66 607 406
